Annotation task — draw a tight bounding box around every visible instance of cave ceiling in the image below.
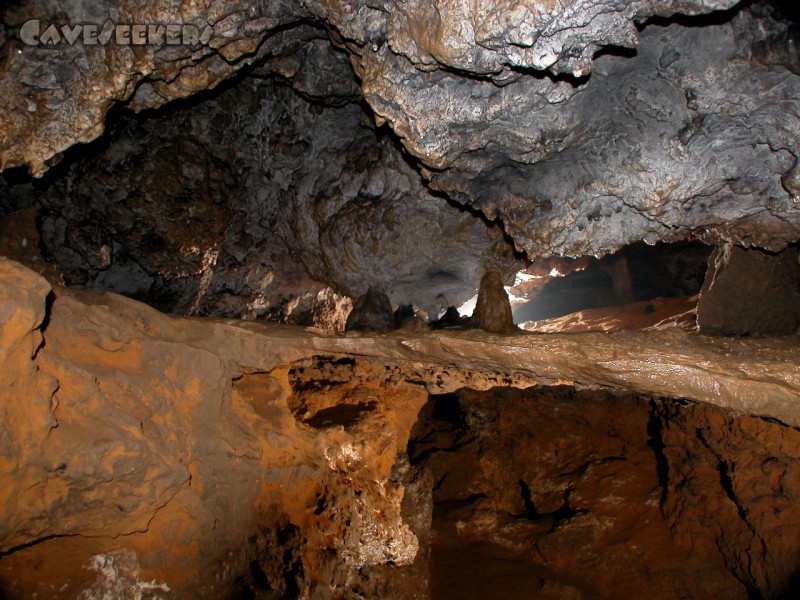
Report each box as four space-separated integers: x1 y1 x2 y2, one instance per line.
0 0 799 316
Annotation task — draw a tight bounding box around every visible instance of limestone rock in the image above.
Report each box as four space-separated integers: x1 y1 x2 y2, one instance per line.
1 258 800 597
19 45 520 318
697 245 800 336
0 259 430 597
411 387 800 598
346 286 396 331
2 1 799 269
473 270 517 334
355 5 800 257
0 260 58 552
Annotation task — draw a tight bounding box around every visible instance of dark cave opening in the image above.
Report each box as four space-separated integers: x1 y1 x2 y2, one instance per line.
0 22 522 322
408 386 800 600
512 240 712 325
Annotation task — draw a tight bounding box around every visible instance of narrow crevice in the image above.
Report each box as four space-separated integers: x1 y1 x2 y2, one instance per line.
550 489 587 531
646 400 670 512
518 479 539 519
0 532 83 558
695 428 767 597
695 428 755 532
32 290 55 360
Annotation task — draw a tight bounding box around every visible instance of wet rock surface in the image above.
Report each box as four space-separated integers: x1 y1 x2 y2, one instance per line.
1 258 799 598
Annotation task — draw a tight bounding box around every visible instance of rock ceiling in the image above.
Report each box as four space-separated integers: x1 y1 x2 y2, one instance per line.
0 0 799 314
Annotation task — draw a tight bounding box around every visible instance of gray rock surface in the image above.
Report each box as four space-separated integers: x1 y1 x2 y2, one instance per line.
24 26 519 318
361 8 800 257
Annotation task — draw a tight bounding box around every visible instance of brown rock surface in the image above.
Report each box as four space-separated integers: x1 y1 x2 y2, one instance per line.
0 258 429 597
411 387 800 599
1 257 799 597
698 245 800 336
521 294 699 333
473 270 517 334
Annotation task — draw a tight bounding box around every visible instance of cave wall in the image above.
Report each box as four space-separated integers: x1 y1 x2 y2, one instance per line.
412 387 800 599
1 257 799 598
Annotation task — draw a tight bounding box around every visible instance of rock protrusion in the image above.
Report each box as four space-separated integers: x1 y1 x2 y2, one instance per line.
473 271 517 334
697 245 800 336
345 287 396 332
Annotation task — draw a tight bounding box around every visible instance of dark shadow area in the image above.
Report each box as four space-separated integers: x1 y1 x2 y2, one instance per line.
639 0 756 30
779 570 800 599
303 400 377 429
765 0 800 22
514 240 710 323
410 385 800 600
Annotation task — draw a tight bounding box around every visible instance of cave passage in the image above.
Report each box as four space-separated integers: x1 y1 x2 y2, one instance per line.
512 240 711 324
1 0 800 598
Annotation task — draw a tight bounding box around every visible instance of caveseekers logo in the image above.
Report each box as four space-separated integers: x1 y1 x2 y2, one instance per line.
20 19 214 47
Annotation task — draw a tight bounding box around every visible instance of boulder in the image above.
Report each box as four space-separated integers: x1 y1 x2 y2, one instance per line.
697 246 800 336
345 286 396 332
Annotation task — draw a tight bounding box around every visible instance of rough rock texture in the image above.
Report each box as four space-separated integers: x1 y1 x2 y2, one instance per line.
411 387 800 599
0 258 429 598
357 4 800 257
473 270 516 334
0 0 742 174
698 244 800 336
7 25 520 318
2 0 799 273
1 258 800 597
345 287 396 332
